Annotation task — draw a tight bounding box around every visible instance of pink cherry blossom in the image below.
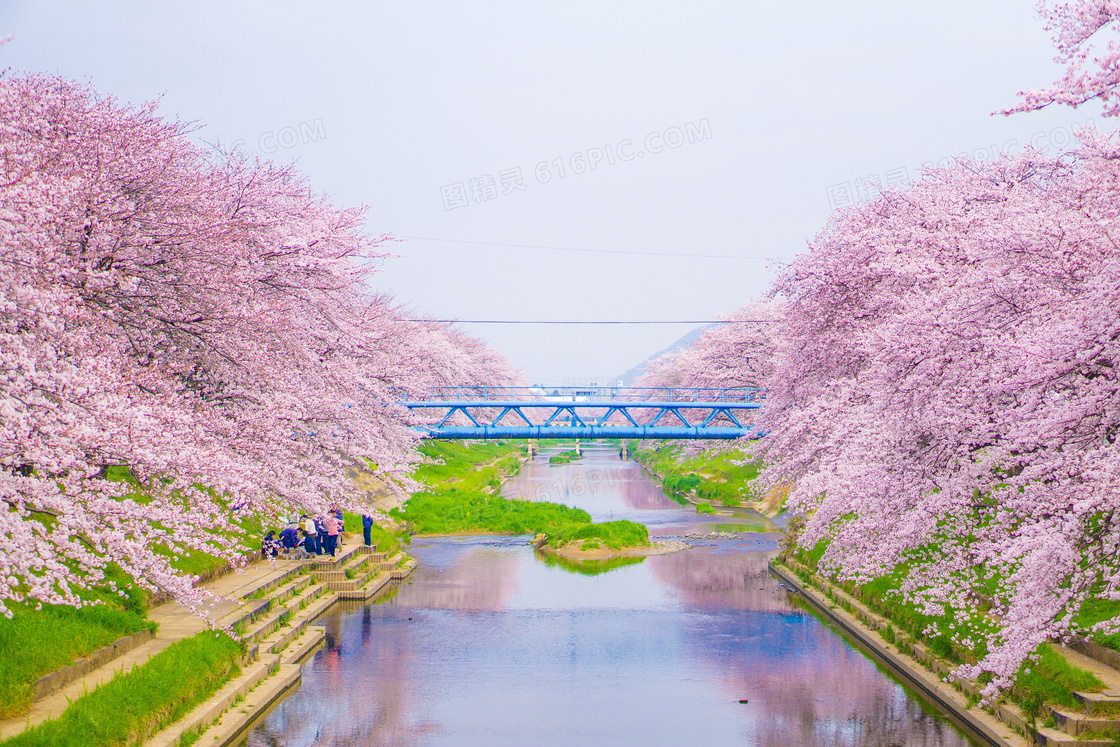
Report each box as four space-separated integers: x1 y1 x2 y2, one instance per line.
0 73 516 619
1005 1 1120 116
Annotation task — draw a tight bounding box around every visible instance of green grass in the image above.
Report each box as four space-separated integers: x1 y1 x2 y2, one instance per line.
548 519 649 550
1073 596 1120 653
412 440 527 494
630 442 759 508
1013 644 1104 710
4 631 243 746
397 441 648 551
696 503 716 514
548 450 581 465
537 552 646 576
0 599 156 718
396 488 592 536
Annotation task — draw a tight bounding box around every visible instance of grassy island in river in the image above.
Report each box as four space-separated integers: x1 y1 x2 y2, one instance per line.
394 441 655 556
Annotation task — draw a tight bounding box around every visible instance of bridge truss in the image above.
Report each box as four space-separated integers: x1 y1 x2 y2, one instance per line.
401 387 763 440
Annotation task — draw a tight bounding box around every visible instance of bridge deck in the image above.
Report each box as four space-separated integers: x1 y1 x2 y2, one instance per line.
401 387 763 440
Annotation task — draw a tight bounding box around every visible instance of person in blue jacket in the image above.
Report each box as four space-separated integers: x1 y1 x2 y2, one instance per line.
362 513 374 547
279 522 300 554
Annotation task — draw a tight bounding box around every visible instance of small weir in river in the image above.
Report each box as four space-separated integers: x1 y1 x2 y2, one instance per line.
245 444 982 746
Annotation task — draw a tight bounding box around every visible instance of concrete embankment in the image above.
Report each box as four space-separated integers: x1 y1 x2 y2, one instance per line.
773 560 1120 747
770 561 1028 747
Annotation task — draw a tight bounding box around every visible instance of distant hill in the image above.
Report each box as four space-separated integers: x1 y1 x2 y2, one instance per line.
616 325 712 385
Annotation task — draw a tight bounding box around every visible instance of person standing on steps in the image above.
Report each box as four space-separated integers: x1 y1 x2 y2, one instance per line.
314 513 328 556
362 513 374 547
333 506 346 546
325 510 341 558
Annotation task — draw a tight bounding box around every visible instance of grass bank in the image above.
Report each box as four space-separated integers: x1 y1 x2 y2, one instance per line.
4 631 242 747
0 470 289 721
629 442 768 512
394 441 649 553
0 577 153 719
781 539 1105 719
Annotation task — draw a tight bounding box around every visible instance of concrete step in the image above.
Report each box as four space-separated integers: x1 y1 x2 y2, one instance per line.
305 543 365 571
337 571 392 601
183 663 302 747
144 654 286 747
390 558 417 580
217 562 308 602
1048 705 1120 738
282 627 326 666
315 557 373 583
241 596 305 646
259 592 333 658
261 572 314 607
323 564 382 593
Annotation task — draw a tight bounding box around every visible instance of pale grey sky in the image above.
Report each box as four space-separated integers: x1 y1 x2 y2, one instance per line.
1 1 1099 385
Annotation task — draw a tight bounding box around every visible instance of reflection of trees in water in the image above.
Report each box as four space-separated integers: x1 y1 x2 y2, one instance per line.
247 549 518 746
733 644 972 747
502 455 678 511
393 548 517 610
649 547 790 612
653 548 971 746
246 606 428 747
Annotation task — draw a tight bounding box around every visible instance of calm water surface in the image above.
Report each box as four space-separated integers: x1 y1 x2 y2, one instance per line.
246 446 980 746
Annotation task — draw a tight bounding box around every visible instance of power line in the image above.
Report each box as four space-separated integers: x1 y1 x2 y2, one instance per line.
396 235 791 261
403 319 772 325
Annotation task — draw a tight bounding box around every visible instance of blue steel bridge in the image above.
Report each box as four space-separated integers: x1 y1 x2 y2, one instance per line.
401 386 762 440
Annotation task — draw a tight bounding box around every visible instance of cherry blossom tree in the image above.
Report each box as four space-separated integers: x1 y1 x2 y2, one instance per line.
0 73 515 619
1005 1 1120 116
759 134 1120 700
638 303 778 391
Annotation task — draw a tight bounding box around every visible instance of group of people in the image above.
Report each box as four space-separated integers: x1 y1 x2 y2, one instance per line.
261 509 378 561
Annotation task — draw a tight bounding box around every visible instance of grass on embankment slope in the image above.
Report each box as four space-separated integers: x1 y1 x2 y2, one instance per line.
783 537 1105 714
395 440 649 551
0 468 287 720
630 442 764 510
4 631 242 747
0 580 154 719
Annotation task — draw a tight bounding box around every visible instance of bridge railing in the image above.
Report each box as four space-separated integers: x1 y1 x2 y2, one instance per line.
421 386 763 403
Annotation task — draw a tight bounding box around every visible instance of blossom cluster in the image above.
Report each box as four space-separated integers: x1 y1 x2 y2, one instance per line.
0 74 516 619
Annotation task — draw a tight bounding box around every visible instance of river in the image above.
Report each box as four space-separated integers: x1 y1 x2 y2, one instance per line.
245 444 982 746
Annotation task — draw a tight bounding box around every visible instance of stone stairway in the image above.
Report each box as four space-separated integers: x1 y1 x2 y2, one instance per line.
149 543 411 745
0 542 415 746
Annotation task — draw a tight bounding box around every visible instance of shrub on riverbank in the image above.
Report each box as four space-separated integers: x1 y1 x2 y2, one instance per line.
549 519 649 550
548 450 581 465
396 488 590 536
398 488 649 549
398 440 649 550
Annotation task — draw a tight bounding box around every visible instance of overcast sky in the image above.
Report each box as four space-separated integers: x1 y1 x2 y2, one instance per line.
1 1 1102 385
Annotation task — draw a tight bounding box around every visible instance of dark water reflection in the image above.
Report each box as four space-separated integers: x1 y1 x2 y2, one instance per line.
247 448 979 747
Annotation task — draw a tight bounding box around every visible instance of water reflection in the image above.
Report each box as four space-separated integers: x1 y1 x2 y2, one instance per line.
248 539 976 746
248 451 978 747
502 448 680 518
